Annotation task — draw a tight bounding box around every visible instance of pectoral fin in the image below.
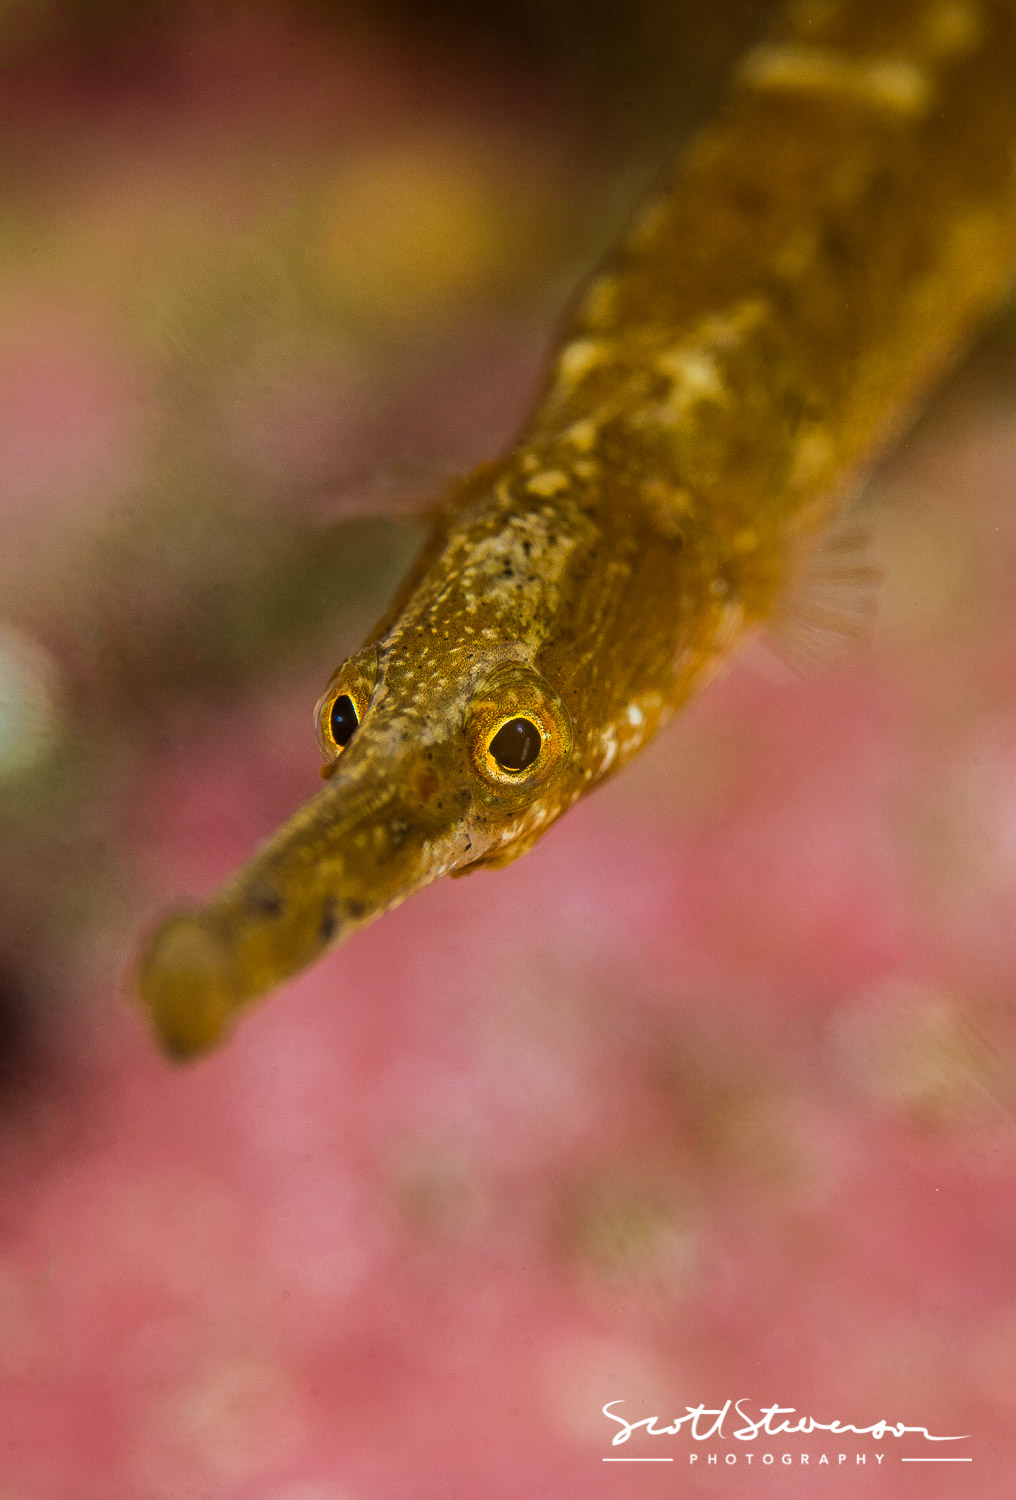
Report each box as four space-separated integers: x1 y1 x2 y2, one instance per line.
763 508 881 673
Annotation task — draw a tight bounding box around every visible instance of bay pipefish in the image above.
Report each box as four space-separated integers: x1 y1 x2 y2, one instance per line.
139 0 1016 1059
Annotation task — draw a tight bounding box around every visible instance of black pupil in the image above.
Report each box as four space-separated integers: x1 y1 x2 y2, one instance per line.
489 717 541 773
329 694 359 748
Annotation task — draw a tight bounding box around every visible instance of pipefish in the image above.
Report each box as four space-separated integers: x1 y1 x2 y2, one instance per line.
139 0 1016 1059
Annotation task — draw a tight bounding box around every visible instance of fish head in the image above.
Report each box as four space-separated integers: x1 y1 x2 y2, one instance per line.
137 622 575 1060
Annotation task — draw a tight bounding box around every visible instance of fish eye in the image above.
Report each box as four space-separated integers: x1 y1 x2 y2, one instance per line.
329 694 359 748
488 716 541 773
467 665 571 795
316 685 362 764
314 649 379 768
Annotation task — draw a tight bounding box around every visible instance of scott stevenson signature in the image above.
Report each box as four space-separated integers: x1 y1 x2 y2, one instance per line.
603 1400 971 1445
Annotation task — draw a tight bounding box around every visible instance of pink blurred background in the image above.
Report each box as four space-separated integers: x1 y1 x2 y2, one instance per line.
0 1 1014 1495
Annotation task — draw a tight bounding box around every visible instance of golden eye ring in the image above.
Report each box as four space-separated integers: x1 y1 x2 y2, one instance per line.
467 665 571 794
314 649 379 771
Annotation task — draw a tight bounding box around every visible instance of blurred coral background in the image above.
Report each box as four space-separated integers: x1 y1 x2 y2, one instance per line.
1 1 1015 1496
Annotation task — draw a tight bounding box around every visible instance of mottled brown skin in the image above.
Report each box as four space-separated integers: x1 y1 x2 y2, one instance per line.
139 0 1016 1059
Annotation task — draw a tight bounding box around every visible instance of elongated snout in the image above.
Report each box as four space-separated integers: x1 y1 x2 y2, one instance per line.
138 746 472 1060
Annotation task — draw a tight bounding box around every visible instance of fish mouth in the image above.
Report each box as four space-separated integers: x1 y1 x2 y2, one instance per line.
137 751 470 1061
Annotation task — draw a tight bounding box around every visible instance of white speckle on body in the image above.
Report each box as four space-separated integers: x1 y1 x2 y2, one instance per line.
526 469 570 498
654 346 726 422
701 297 769 352
657 347 724 401
555 337 613 389
564 417 598 452
599 727 619 773
740 44 932 115
629 301 766 435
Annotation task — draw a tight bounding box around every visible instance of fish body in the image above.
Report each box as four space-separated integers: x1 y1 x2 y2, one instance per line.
140 0 1016 1058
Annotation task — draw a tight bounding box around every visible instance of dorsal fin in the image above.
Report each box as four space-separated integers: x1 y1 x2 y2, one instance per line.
308 458 464 524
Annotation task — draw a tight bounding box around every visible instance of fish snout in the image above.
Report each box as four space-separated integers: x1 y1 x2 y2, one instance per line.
138 759 472 1060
